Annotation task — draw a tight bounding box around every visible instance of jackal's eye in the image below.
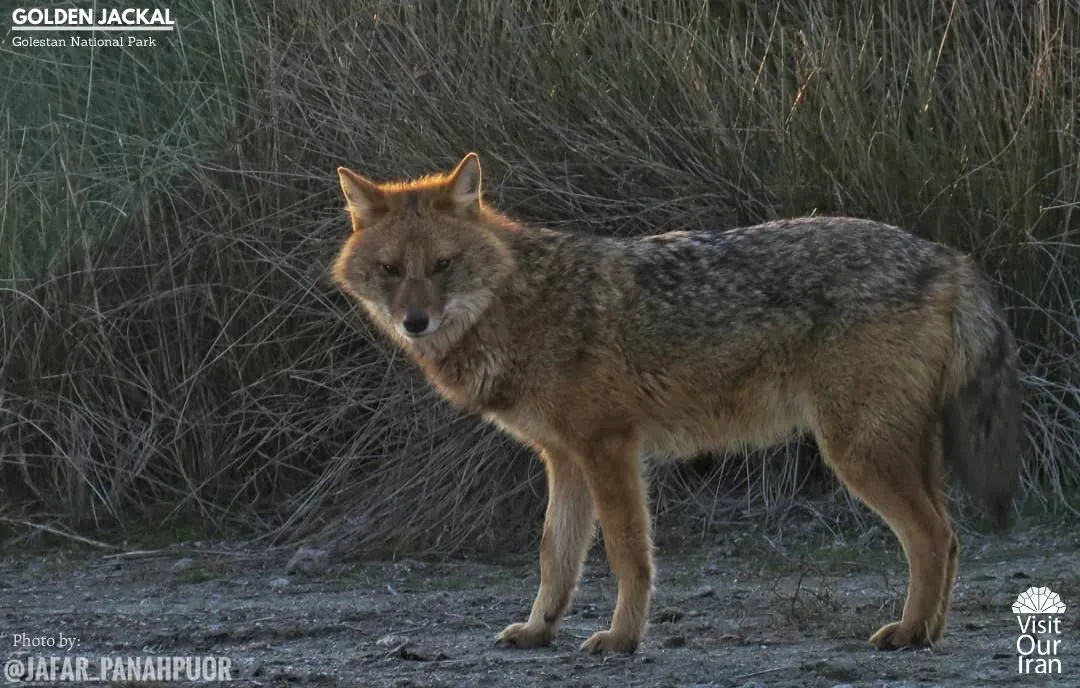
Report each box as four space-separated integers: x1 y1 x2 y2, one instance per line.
380 263 400 277
433 258 451 274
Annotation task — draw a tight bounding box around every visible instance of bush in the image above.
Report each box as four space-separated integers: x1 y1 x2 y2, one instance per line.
1 0 1077 554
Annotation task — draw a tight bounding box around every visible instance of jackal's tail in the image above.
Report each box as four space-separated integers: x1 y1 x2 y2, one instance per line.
941 265 1023 532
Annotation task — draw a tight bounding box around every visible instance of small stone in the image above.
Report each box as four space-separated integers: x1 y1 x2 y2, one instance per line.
653 607 683 623
285 547 329 576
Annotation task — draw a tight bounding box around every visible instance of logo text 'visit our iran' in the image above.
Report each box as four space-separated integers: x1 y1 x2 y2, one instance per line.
11 8 175 31
1013 586 1066 675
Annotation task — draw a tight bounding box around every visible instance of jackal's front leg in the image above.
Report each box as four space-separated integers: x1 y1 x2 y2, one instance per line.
497 448 594 648
577 430 652 654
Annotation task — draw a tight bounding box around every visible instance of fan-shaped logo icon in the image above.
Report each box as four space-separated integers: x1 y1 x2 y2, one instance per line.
1013 586 1067 615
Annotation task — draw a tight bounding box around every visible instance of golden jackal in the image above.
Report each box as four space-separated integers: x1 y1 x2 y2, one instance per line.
332 153 1021 654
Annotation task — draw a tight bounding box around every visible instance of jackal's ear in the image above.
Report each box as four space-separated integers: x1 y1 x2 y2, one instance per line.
337 167 387 228
444 152 482 213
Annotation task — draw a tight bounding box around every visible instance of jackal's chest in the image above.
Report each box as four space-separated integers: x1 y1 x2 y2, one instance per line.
417 350 519 414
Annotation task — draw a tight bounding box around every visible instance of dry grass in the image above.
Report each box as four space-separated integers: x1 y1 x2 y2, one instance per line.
0 0 1077 555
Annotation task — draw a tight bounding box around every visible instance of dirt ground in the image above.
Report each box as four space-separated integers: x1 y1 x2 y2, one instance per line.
1 519 1077 688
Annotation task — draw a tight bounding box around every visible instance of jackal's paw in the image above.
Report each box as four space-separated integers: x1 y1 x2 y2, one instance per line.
496 622 553 649
579 629 639 655
868 621 933 650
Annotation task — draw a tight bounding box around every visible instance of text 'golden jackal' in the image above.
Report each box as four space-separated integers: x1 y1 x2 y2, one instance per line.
332 153 1022 654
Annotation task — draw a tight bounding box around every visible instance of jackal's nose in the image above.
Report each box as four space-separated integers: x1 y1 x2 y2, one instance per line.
402 313 430 335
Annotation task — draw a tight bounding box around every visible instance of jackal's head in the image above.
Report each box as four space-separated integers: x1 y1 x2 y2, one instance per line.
332 153 512 351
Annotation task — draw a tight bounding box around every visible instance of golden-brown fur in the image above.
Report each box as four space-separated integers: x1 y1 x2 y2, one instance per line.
331 153 1022 654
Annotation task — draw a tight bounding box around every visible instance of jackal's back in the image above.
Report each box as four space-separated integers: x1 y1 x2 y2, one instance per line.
624 216 957 351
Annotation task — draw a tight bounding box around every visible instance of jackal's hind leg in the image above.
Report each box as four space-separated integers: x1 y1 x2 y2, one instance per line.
818 422 954 650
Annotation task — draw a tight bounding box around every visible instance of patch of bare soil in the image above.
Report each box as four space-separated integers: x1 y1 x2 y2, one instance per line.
1 522 1077 687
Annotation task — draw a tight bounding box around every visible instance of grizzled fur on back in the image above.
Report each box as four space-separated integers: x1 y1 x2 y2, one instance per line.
630 221 953 340
332 153 1022 654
